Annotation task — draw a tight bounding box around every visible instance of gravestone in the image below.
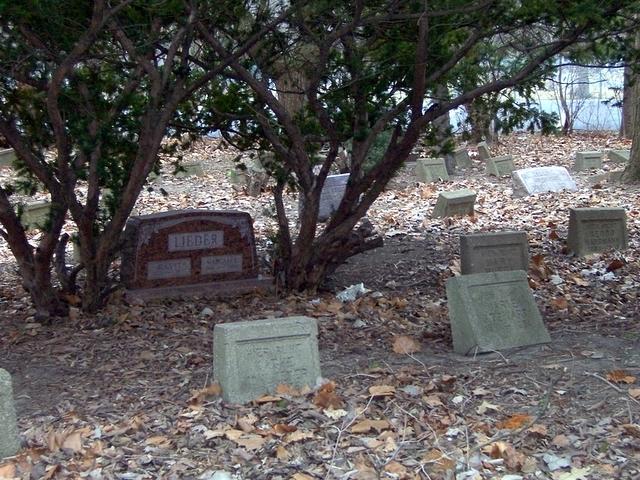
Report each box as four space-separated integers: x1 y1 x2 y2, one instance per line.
574 151 603 171
21 201 52 230
0 369 20 459
317 173 349 221
477 142 491 161
608 149 630 163
451 148 472 169
446 270 550 355
121 210 271 299
432 189 476 218
486 155 515 177
213 316 321 403
0 148 16 168
415 157 449 182
460 231 528 274
176 163 205 178
567 207 628 256
511 166 577 197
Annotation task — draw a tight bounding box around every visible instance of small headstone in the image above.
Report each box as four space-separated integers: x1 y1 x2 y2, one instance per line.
415 157 449 182
446 270 550 355
176 163 205 178
574 151 603 171
432 189 476 218
567 207 628 256
460 231 528 274
0 369 20 459
318 173 349 221
213 316 321 403
452 148 472 169
486 155 515 177
607 170 625 183
477 142 491 161
0 148 16 168
121 210 271 299
511 166 577 197
607 149 630 163
21 201 52 230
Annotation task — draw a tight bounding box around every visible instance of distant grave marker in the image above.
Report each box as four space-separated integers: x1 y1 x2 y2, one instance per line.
608 149 630 163
446 270 550 355
121 210 270 299
432 189 476 218
0 369 20 459
567 207 627 256
486 155 515 177
574 151 603 171
451 148 472 169
176 163 205 178
460 231 528 274
315 173 349 221
415 157 449 182
0 148 16 169
477 142 491 161
511 166 577 197
21 201 52 231
213 316 321 403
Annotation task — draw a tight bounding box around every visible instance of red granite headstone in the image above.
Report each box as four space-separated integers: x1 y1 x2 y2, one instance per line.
121 210 271 299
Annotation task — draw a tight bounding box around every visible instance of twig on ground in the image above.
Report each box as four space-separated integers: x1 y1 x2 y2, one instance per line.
584 371 640 407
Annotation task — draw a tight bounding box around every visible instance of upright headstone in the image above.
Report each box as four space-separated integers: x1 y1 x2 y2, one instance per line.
446 270 550 355
460 231 528 274
121 210 270 299
0 369 20 459
451 148 473 169
511 166 577 197
486 155 515 177
432 189 476 218
0 148 16 168
477 142 492 161
574 151 603 171
21 201 52 231
213 316 321 403
175 163 205 178
608 149 630 163
317 173 349 221
567 207 628 256
415 157 449 182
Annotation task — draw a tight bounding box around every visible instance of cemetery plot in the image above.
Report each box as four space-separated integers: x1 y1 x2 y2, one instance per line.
460 231 528 274
446 270 551 355
415 157 449 182
607 149 630 163
511 166 577 197
485 154 515 177
213 316 321 403
574 151 603 171
0 369 19 459
432 189 476 218
567 207 628 256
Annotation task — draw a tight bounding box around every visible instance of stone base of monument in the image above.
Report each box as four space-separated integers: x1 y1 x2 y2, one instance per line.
0 148 16 169
607 149 630 163
124 276 274 302
486 155 515 177
0 369 20 459
574 151 603 171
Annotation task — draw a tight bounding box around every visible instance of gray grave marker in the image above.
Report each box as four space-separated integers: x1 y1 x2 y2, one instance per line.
477 142 491 161
415 157 449 182
486 155 515 177
0 369 20 459
574 151 603 171
511 166 577 197
432 189 476 218
451 148 472 169
608 149 630 163
567 207 628 256
446 270 550 355
460 231 528 275
21 201 52 231
176 163 205 178
0 148 16 168
213 316 321 403
318 173 349 221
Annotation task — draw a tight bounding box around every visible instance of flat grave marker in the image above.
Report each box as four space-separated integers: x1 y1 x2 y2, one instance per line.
121 209 271 299
0 369 20 459
0 148 16 168
432 189 476 218
511 166 577 197
486 155 515 177
446 270 551 355
477 142 491 161
415 157 449 182
574 151 603 171
460 231 528 275
451 148 472 169
213 316 321 403
608 149 630 163
567 207 628 256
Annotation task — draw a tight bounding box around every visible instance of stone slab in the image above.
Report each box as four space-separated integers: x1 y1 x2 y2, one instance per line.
574 151 603 171
460 231 528 274
477 142 491 161
213 316 321 403
318 173 349 221
432 189 476 218
446 270 550 355
0 369 20 459
21 201 52 231
567 207 627 256
607 149 630 163
176 163 205 178
486 155 515 177
121 210 259 293
415 157 449 182
0 148 16 168
451 148 472 168
511 166 577 197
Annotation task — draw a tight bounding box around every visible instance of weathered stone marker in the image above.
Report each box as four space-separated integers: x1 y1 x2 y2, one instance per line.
415 157 449 182
432 189 476 218
0 369 20 459
511 166 577 197
213 316 321 403
574 151 603 171
0 148 16 168
608 149 630 163
21 201 52 231
317 173 349 221
121 210 270 299
446 270 550 355
460 231 528 275
477 142 491 161
567 207 628 256
451 148 472 169
175 163 205 178
486 155 515 177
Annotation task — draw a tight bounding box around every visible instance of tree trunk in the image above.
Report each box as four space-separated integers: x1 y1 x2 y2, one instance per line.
467 99 494 143
623 73 640 182
621 65 636 139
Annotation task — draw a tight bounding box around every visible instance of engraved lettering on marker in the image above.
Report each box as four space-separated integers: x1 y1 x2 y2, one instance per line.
201 254 243 274
168 230 223 252
147 258 191 280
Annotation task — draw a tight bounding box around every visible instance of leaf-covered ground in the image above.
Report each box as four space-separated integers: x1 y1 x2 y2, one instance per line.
0 132 639 480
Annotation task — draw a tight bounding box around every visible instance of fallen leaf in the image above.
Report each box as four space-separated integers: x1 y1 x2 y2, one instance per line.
606 258 625 272
188 383 221 405
497 414 532 430
392 335 421 354
527 424 548 437
556 466 591 480
421 449 456 473
275 445 290 461
273 423 297 435
552 434 571 448
313 381 343 409
284 430 315 443
472 387 491 396
0 464 16 478
291 474 314 480
275 384 301 396
606 369 636 384
629 388 640 398
254 394 282 403
550 297 568 310
369 385 396 397
488 441 526 470
476 400 500 414
351 419 391 434
622 423 640 438
144 435 172 448
384 461 408 477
